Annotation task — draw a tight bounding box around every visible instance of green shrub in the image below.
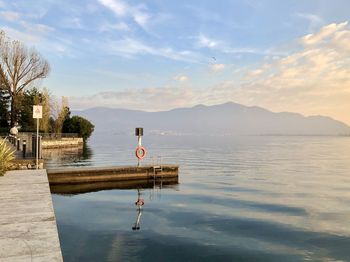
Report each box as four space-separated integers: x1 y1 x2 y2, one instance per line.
0 138 15 176
63 115 94 140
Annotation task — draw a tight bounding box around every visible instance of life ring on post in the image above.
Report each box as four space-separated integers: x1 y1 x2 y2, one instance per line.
136 146 146 160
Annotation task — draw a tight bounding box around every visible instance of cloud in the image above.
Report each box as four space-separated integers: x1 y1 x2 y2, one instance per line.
70 87 194 111
1 24 75 57
98 0 127 16
59 17 85 30
98 0 151 30
244 68 263 79
301 22 348 46
203 22 350 124
1 19 54 45
193 34 278 56
20 22 55 33
211 63 225 72
296 13 323 24
72 22 350 125
107 37 202 62
132 8 150 29
1 26 41 44
0 11 20 21
197 34 217 48
295 13 324 31
173 75 189 82
99 21 129 32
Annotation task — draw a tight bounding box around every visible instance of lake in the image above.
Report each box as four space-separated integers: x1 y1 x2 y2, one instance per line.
47 134 350 261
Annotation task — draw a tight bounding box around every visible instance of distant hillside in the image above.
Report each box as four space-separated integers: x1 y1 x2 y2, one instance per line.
73 102 350 136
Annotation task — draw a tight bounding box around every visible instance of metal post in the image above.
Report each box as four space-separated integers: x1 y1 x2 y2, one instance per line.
22 140 26 158
33 104 42 168
135 127 144 167
138 135 141 167
17 138 20 151
36 118 39 169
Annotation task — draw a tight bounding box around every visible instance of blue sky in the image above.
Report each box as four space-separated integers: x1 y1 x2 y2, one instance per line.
0 0 350 124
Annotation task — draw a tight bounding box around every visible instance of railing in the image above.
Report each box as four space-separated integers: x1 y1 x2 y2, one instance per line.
39 133 79 140
1 132 79 139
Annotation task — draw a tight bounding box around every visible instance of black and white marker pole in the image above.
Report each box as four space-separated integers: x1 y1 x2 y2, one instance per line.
135 127 146 167
33 105 42 169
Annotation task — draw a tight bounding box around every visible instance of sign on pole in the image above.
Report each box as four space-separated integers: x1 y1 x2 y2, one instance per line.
33 105 43 119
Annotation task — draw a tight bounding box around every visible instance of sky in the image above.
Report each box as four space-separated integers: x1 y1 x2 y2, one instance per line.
0 0 350 124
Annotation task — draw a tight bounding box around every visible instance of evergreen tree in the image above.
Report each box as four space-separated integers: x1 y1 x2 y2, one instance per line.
62 112 94 139
0 88 10 129
17 88 41 131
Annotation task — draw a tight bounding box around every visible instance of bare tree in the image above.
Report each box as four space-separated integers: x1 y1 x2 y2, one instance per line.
51 96 69 133
0 30 50 127
40 88 51 132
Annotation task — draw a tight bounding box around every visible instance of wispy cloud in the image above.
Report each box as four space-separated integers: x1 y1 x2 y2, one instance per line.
0 11 20 21
295 13 324 31
173 75 189 82
211 63 225 72
70 86 194 111
59 17 85 30
98 0 151 30
203 21 350 124
1 26 41 44
1 23 76 58
99 21 130 32
107 37 203 62
71 22 350 125
197 34 217 48
301 21 348 46
98 0 126 16
193 33 278 56
20 21 55 33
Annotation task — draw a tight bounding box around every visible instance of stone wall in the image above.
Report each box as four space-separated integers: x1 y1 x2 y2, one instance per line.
42 138 83 149
8 159 44 170
16 132 83 150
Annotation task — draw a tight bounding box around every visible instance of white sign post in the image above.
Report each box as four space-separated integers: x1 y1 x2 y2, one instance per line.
33 105 42 169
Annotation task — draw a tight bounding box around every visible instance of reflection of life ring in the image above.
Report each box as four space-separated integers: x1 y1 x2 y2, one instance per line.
135 199 144 206
136 146 146 160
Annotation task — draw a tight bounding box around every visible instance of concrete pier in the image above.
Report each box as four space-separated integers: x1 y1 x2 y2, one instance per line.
47 165 179 184
0 170 63 261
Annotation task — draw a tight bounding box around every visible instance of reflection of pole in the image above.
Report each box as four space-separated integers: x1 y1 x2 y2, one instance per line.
132 189 144 231
132 206 142 230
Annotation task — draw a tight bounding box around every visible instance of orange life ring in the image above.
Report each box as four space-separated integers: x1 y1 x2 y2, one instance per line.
136 146 146 160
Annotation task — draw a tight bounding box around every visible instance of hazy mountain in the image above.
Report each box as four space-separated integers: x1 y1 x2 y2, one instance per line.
73 102 350 136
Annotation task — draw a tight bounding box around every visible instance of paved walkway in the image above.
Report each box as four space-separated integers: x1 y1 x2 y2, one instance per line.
0 170 63 261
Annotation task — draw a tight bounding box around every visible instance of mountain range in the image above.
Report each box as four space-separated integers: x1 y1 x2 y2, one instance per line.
73 102 350 136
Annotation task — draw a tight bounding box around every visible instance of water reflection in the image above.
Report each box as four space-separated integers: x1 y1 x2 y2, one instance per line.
50 177 179 195
132 189 144 231
50 135 350 261
43 142 93 168
82 142 93 159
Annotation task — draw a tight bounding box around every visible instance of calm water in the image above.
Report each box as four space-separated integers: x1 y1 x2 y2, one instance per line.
48 133 350 261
